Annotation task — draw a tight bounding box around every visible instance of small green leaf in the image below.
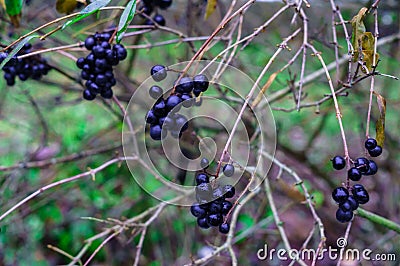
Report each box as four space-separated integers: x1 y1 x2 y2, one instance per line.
5 0 23 16
116 0 136 43
5 0 23 26
0 35 39 70
374 91 386 147
62 0 111 30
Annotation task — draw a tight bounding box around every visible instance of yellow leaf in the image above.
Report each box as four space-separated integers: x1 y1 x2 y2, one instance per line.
204 0 217 20
351 7 368 52
373 91 386 147
56 0 78 14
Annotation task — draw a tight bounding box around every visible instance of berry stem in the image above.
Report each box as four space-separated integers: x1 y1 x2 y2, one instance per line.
216 28 302 177
307 44 350 170
365 4 380 139
171 0 257 93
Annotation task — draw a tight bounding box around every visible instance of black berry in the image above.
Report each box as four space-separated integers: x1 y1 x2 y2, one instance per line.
223 185 235 198
365 138 377 151
197 217 210 229
223 164 235 177
365 160 378 175
331 156 346 170
336 208 353 223
354 157 370 174
368 145 382 157
149 85 163 99
348 167 362 181
200 158 209 169
332 187 349 204
193 74 209 92
151 65 167 82
219 223 230 234
190 204 206 218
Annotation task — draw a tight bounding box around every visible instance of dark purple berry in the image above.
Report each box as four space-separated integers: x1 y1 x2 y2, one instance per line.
153 14 166 26
331 156 346 170
100 89 113 99
156 0 172 9
76 57 86 69
200 158 209 169
221 200 233 215
149 85 163 99
197 217 210 229
207 213 223 226
336 208 353 223
190 204 206 218
181 94 193 107
193 74 209 92
149 124 163 140
348 167 361 181
209 201 222 213
332 187 349 204
365 138 377 151
354 157 370 174
166 95 182 111
223 164 235 177
219 223 230 234
84 36 95 50
223 185 235 198
365 160 378 175
175 77 193 93
212 187 224 200
83 89 96 101
368 145 382 157
151 65 167 82
352 185 369 204
196 173 209 185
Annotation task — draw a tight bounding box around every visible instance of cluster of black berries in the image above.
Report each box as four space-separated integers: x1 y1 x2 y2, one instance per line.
331 137 383 223
0 43 51 86
140 0 173 26
76 32 128 101
145 65 209 140
190 159 236 234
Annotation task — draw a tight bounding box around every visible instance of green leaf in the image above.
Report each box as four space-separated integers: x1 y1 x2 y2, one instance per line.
374 91 386 147
5 0 23 16
5 0 23 26
116 0 136 43
62 0 111 30
0 35 39 70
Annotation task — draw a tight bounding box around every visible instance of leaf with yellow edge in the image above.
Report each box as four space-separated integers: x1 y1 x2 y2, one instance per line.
251 71 278 108
373 91 386 147
56 0 78 14
204 0 217 20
